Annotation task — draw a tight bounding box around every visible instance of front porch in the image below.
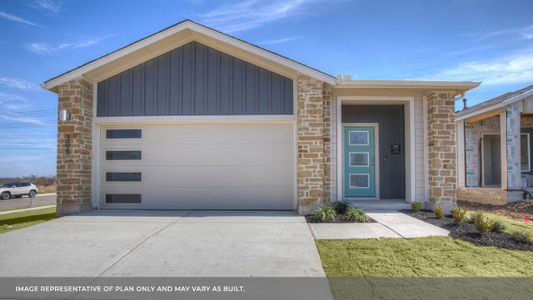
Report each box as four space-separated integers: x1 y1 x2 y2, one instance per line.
456 86 533 205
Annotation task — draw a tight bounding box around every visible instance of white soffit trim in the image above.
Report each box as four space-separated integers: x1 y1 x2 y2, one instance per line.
455 89 533 122
42 20 335 91
335 80 480 91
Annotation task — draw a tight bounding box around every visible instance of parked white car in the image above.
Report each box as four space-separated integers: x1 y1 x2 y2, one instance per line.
0 182 38 200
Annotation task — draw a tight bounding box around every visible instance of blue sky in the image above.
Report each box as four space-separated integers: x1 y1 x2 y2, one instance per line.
0 0 532 177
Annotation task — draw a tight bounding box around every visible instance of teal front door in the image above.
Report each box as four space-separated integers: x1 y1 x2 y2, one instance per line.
344 126 376 197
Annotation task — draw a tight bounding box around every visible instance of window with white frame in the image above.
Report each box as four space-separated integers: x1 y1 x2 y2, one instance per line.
349 152 369 167
349 131 369 146
349 174 369 189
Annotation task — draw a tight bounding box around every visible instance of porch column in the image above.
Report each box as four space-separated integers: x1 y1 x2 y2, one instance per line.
56 78 94 216
427 92 456 213
456 120 466 188
505 102 523 190
297 75 326 215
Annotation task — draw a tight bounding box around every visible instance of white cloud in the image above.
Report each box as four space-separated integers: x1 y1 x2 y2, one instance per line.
26 35 114 55
0 92 50 125
474 24 533 42
0 92 29 111
0 76 39 91
415 53 533 86
199 0 336 32
260 35 304 45
30 0 62 14
0 11 38 27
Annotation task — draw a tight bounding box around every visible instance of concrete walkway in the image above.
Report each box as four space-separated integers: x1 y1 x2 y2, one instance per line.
309 210 449 240
0 204 56 215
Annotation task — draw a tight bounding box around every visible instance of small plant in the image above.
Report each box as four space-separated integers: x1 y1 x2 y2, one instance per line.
451 207 467 224
334 201 351 215
473 212 491 234
511 232 532 245
345 207 369 223
434 206 445 220
469 211 484 224
490 221 506 233
411 202 422 212
313 206 336 222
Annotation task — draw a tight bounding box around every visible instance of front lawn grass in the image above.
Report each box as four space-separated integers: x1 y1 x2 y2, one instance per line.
316 237 533 277
0 207 58 234
472 211 533 236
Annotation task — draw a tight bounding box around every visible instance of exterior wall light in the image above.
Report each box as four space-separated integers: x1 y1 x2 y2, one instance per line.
59 109 71 122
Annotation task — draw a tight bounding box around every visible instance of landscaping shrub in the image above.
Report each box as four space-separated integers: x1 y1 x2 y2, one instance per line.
334 201 351 215
411 202 422 212
469 211 484 224
344 207 369 223
490 221 506 233
451 207 467 224
433 206 445 220
313 206 336 222
511 232 532 245
473 212 491 234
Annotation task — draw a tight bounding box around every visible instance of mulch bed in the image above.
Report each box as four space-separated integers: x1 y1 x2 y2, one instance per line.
458 200 533 224
402 209 533 251
305 215 376 223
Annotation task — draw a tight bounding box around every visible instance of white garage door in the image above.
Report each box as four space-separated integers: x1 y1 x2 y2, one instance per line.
98 123 295 210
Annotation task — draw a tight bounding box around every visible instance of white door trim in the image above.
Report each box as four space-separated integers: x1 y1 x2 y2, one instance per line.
336 96 416 202
342 123 380 200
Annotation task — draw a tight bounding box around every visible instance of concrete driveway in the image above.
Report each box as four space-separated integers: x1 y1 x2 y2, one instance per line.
0 210 325 277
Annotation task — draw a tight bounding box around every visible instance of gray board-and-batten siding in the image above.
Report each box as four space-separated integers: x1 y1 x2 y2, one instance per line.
97 41 294 117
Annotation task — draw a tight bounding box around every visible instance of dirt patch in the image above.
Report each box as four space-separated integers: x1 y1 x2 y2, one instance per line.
305 215 376 223
458 200 533 224
402 210 533 251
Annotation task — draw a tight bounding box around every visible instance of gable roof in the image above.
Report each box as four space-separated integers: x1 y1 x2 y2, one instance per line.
42 19 336 91
456 84 533 121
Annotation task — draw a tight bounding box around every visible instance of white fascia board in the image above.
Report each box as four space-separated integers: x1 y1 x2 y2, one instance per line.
456 89 533 122
42 21 335 90
335 80 480 90
455 104 504 122
501 89 533 106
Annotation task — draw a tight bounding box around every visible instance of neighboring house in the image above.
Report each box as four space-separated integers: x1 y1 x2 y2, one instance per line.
42 20 479 215
456 84 533 205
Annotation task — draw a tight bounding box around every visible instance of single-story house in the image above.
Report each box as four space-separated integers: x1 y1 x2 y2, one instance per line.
456 84 533 205
42 20 479 215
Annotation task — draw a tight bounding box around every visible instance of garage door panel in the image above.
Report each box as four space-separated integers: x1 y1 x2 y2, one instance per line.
143 145 292 166
99 123 294 210
102 166 292 187
141 125 293 145
102 145 293 167
101 124 292 145
101 187 293 210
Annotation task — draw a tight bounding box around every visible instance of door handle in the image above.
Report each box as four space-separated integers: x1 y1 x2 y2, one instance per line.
384 155 388 161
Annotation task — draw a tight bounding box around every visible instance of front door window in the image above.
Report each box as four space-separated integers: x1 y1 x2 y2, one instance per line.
344 126 375 197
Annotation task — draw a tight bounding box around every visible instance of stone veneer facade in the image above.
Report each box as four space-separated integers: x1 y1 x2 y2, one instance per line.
427 92 457 212
56 78 93 216
296 76 327 214
54 76 460 216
